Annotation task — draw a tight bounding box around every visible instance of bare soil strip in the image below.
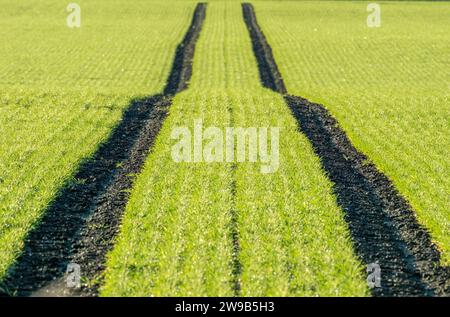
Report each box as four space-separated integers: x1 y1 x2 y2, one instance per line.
0 3 206 297
242 4 286 94
242 3 449 296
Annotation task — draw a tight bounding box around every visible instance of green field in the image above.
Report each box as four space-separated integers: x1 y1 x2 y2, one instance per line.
0 0 194 279
0 0 448 297
254 1 450 263
102 2 368 296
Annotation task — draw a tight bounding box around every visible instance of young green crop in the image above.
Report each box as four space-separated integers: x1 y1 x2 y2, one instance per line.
254 1 450 263
0 0 195 279
102 1 368 296
100 92 236 296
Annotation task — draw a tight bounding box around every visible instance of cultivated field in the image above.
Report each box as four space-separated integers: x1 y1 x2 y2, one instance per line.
254 1 450 263
0 0 448 297
102 2 367 296
0 0 194 282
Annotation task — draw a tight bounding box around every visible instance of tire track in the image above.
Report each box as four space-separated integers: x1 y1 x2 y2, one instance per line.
242 2 449 296
227 101 242 296
0 3 207 297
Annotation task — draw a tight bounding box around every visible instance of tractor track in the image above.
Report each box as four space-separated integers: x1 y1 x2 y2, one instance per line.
242 2 449 296
0 3 207 297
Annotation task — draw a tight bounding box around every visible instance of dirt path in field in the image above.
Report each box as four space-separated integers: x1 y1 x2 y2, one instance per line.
0 3 207 297
243 3 449 296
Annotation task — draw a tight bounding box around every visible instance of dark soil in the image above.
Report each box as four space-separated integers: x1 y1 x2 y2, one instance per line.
242 3 286 94
243 2 449 296
0 3 207 297
164 3 206 96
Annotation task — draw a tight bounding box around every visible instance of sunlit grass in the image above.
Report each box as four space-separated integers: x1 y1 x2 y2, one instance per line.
0 0 195 279
255 0 450 263
102 2 368 296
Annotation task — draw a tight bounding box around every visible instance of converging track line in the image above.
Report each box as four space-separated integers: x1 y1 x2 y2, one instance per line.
0 3 207 297
242 2 449 296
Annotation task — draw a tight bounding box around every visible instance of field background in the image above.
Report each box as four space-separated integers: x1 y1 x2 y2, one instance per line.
0 0 448 295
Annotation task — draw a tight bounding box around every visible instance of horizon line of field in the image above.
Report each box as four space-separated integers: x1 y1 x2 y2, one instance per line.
242 2 449 296
0 3 207 297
